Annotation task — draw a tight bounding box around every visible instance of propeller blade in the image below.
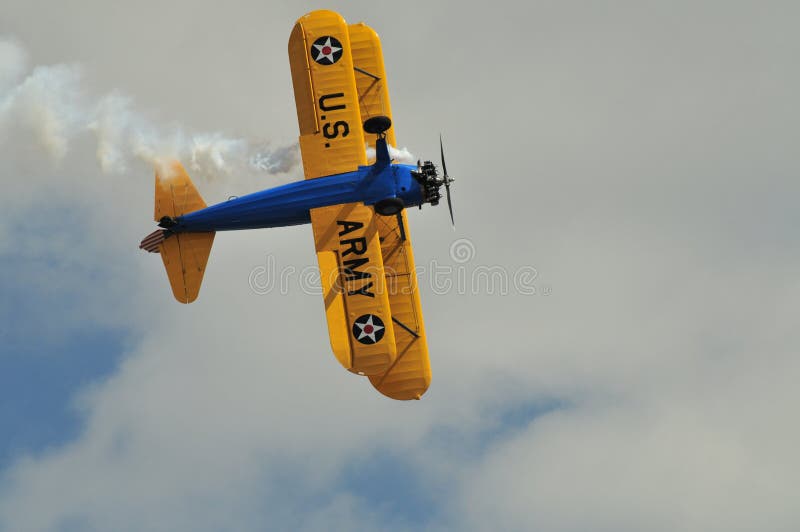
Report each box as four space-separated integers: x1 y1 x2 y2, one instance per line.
445 181 454 227
440 134 454 227
439 134 448 178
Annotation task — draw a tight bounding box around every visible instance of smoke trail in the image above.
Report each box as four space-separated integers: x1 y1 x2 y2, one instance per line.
366 143 416 165
0 38 298 180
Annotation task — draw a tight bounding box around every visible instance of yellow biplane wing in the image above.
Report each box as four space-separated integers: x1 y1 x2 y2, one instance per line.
348 22 396 148
289 11 431 398
349 22 431 399
288 10 367 180
310 202 397 376
370 211 431 400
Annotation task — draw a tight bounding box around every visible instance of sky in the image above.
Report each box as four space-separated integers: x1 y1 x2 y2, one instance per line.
1 1 799 530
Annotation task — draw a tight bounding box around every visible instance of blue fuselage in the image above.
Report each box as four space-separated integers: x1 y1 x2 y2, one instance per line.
174 161 423 232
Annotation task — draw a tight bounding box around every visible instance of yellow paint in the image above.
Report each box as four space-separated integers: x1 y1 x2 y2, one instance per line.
289 12 432 399
154 160 207 220
348 23 431 399
310 202 397 376
159 232 215 304
288 10 367 180
348 23 397 154
154 161 214 304
369 211 431 400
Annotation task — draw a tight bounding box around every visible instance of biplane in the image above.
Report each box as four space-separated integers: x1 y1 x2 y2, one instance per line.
139 10 454 400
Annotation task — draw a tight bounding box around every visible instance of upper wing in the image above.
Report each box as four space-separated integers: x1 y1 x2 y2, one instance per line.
310 202 398 376
348 22 396 152
288 10 366 179
349 23 432 400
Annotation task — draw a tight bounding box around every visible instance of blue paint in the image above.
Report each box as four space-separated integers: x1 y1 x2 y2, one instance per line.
176 140 423 232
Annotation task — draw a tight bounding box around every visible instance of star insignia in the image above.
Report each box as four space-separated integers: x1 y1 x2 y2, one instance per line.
352 314 386 344
311 36 343 65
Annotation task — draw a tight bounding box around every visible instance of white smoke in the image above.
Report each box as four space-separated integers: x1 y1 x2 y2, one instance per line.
366 143 416 165
0 38 298 180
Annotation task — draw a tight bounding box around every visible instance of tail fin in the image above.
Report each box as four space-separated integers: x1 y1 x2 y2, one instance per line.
143 161 215 304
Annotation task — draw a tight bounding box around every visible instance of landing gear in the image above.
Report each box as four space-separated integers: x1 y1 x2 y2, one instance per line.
363 115 392 136
366 117 400 216
374 197 404 216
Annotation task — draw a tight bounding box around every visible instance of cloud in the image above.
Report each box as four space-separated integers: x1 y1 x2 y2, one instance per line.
2 1 800 531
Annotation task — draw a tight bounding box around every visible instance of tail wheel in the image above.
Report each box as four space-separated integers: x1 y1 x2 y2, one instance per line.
374 197 404 216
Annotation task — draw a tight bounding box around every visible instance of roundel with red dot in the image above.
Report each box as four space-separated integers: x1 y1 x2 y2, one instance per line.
352 314 386 344
311 36 343 65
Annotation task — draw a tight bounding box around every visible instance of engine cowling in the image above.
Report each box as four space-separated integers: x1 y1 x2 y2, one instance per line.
411 160 442 206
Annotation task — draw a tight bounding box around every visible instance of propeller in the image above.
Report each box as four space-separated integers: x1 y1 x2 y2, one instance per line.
440 134 455 227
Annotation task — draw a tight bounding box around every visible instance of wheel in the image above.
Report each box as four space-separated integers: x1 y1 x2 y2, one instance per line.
363 115 392 135
374 197 404 216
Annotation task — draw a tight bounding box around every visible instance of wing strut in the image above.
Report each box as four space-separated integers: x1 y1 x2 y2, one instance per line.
395 212 406 242
392 316 420 338
354 66 381 80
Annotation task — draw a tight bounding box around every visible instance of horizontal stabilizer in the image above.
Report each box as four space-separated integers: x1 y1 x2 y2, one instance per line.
160 231 215 304
155 160 207 219
142 160 215 304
